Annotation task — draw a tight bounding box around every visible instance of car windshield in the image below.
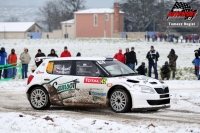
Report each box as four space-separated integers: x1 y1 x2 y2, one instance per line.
97 60 136 77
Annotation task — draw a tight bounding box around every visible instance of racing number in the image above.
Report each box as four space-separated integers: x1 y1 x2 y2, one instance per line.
46 62 54 73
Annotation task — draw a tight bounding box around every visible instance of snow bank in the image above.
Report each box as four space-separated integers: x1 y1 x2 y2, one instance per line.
0 112 199 133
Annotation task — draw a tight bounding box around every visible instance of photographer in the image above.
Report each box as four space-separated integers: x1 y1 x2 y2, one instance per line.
160 61 171 80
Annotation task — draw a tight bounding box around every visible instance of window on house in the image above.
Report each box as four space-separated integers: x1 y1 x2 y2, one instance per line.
105 14 109 21
94 14 98 26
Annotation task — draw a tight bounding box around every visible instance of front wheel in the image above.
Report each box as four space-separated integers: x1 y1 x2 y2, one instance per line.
110 89 131 113
29 87 51 110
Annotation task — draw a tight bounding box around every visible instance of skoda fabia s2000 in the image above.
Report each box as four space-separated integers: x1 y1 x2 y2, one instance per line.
26 57 170 113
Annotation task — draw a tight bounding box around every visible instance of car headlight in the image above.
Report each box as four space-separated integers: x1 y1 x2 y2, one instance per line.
140 85 155 94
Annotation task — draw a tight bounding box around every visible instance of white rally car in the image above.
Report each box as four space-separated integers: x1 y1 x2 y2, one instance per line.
26 57 170 113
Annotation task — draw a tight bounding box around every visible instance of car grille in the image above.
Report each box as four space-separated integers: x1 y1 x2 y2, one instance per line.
147 98 170 105
160 94 170 98
154 87 169 94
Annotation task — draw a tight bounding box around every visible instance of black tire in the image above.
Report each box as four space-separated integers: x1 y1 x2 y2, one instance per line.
110 88 131 113
29 87 51 110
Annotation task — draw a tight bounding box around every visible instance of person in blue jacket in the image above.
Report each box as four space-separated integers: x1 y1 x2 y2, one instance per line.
0 47 8 79
192 52 200 80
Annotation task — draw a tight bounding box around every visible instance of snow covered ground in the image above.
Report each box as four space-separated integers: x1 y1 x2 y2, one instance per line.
0 39 200 133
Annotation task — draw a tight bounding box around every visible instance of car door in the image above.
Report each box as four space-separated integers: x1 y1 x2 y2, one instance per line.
42 60 77 105
72 60 108 105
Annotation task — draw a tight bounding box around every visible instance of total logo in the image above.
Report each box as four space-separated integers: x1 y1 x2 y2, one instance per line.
84 78 101 84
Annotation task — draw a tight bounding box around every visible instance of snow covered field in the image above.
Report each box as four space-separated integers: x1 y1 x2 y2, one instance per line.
0 38 199 79
0 39 200 133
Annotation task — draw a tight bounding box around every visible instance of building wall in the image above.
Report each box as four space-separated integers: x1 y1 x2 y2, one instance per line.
28 24 41 32
42 30 62 39
61 23 75 38
76 14 112 38
0 32 26 39
112 32 146 38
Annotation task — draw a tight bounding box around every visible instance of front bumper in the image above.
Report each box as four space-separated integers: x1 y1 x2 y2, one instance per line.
131 92 170 110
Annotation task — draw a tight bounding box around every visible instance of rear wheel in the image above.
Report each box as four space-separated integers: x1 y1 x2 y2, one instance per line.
29 87 50 110
110 88 131 113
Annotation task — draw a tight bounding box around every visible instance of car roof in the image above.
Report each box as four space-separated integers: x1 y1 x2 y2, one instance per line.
44 57 114 62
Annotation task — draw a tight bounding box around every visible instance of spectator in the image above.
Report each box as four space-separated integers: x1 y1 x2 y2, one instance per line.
124 48 129 66
35 49 46 67
60 46 71 57
0 47 8 79
136 62 147 76
147 35 150 42
47 34 49 39
113 48 125 63
146 46 159 79
192 52 200 79
160 61 171 80
145 34 147 41
48 49 58 57
194 48 200 56
20 48 31 79
167 49 178 79
8 48 17 78
76 52 81 57
126 34 128 40
127 47 137 71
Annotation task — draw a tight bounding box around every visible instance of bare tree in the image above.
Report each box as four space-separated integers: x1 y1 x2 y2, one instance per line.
3 17 20 22
38 0 85 32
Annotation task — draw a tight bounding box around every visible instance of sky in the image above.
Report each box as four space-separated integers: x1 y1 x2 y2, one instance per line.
86 0 117 8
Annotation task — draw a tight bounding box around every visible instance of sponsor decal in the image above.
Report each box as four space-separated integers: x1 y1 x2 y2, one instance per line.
84 77 107 84
90 88 103 91
89 91 106 97
53 79 79 94
106 83 113 87
36 70 44 74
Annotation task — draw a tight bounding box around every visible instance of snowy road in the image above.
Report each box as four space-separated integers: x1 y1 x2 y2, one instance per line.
0 82 200 126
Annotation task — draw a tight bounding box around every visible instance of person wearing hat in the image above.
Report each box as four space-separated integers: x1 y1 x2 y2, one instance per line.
167 49 178 79
35 49 46 67
76 52 81 57
124 48 129 65
160 61 171 80
113 48 125 63
8 48 17 78
0 47 8 79
48 49 58 57
136 62 147 76
146 46 159 79
20 48 31 79
60 46 71 57
127 47 137 71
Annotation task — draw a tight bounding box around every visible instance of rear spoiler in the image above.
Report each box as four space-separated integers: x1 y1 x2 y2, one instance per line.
35 57 58 62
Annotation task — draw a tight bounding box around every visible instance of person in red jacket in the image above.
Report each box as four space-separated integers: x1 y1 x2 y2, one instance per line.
113 48 125 63
60 46 71 57
8 48 17 78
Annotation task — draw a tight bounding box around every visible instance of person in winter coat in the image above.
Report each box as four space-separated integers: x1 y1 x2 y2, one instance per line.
160 61 171 80
48 49 58 57
146 46 159 79
8 48 17 78
167 49 178 79
60 46 71 57
35 49 46 67
113 48 125 63
136 62 147 76
0 47 8 79
124 48 129 65
20 48 31 79
194 48 200 56
192 52 200 79
76 52 81 57
127 47 137 71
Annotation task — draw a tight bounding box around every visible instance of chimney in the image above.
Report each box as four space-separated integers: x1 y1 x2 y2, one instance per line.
114 3 120 32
